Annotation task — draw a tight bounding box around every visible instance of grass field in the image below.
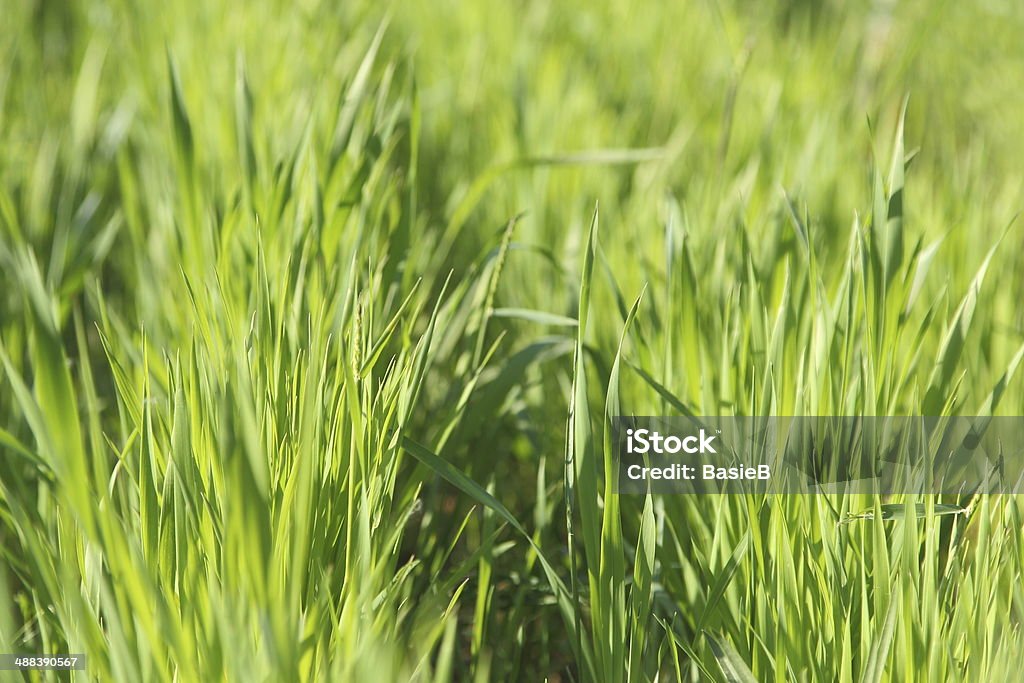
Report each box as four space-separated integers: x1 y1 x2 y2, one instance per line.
3 0 1024 680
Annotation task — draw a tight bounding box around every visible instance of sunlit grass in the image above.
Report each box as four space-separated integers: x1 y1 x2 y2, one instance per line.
2 1 1024 680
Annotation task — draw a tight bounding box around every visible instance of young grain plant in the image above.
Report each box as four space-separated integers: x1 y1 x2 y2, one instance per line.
2 0 1024 680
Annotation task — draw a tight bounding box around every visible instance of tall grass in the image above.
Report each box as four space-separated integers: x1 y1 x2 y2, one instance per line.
2 0 1024 680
